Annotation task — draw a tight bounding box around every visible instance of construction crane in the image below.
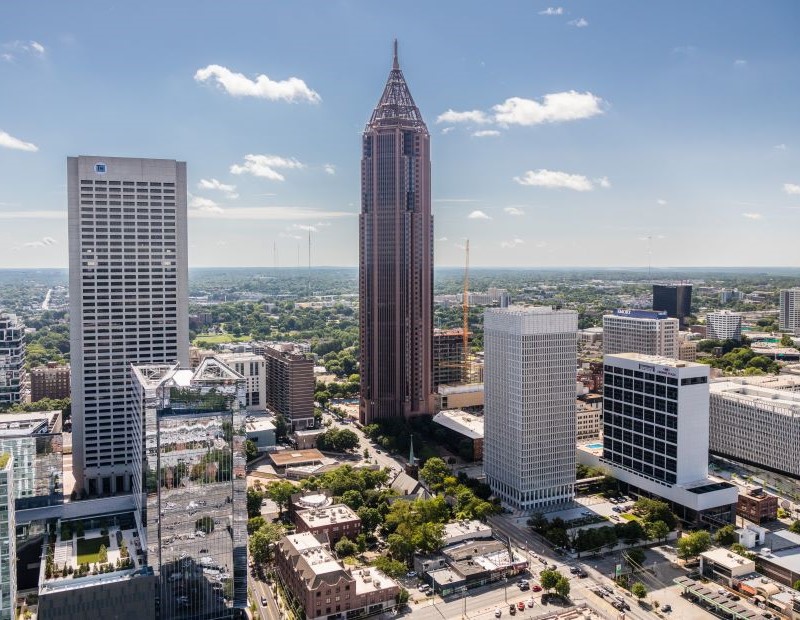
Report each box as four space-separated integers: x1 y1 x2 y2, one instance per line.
462 239 470 382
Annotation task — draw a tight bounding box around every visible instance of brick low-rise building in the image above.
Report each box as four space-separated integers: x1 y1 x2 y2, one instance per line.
294 504 361 545
275 532 399 620
30 362 71 402
737 487 778 524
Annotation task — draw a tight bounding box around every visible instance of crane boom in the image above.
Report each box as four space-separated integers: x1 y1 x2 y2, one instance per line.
463 239 469 382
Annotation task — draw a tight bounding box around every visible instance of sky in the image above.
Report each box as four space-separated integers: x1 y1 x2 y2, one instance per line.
1 1 799 270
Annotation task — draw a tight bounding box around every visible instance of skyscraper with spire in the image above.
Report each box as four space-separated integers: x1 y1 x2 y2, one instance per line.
359 42 434 424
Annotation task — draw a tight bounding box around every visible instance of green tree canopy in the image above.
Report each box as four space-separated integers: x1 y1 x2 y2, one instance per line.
677 530 712 561
631 582 647 600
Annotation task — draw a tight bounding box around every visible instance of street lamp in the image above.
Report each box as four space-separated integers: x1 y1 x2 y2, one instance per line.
504 575 508 603
460 585 468 619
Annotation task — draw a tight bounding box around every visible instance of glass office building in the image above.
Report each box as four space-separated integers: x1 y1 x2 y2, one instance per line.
133 357 247 619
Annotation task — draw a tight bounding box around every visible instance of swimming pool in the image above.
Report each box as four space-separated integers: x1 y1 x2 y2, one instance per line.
585 442 603 450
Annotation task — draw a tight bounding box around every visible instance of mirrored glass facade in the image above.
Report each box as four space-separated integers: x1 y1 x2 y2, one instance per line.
136 359 247 619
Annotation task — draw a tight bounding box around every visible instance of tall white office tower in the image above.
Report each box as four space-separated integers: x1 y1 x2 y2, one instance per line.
603 309 679 358
0 453 15 620
484 307 578 511
705 310 743 342
68 156 189 496
780 288 800 336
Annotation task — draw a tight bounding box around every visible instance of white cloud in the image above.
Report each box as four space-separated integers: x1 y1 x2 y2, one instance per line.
1 53 12 62
472 130 500 137
188 206 354 221
323 164 336 175
504 207 525 216
493 91 604 126
657 199 668 206
30 41 45 55
441 127 455 135
230 154 304 181
437 237 449 242
189 196 224 214
0 130 38 152
433 198 478 203
733 59 747 67
500 238 524 248
435 109 490 124
539 7 564 15
467 210 492 220
290 223 317 233
0 210 64 219
783 183 800 195
514 169 605 192
774 144 787 151
595 176 611 189
23 236 57 248
194 64 320 103
568 18 589 27
742 212 762 220
198 178 238 198
2 40 45 60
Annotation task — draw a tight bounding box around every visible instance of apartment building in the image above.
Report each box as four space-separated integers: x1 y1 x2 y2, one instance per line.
293 504 361 545
263 343 314 430
706 311 743 342
30 362 71 402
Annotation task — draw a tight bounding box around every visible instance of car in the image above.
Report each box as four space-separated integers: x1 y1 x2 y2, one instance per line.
569 566 580 574
261 597 268 606
532 584 542 592
494 607 502 617
517 601 525 611
406 571 417 578
527 598 535 607
578 571 588 578
727 593 740 601
661 604 672 612
417 584 428 592
508 604 516 615
717 588 726 595
518 583 529 591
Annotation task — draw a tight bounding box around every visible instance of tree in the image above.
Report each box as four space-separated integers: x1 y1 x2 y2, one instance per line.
527 513 548 533
633 498 677 530
419 457 451 492
554 576 571 599
244 440 259 462
793 580 800 592
396 588 410 607
626 547 646 569
98 544 108 564
715 524 737 546
372 556 407 579
340 489 364 511
248 516 267 535
334 536 359 558
540 569 560 592
266 480 296 517
645 520 670 544
781 333 795 347
790 520 800 535
677 531 712 561
247 487 265 519
357 506 382 532
631 582 647 601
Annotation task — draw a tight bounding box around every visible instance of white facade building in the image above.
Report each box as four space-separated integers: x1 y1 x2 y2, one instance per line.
780 288 800 336
0 312 27 405
68 156 189 496
709 380 800 479
0 453 15 620
598 353 737 523
484 307 578 511
603 309 679 359
216 352 267 411
576 398 602 441
706 311 743 342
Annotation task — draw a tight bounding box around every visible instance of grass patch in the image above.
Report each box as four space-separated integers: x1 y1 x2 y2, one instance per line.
620 513 638 521
76 535 110 564
193 333 250 345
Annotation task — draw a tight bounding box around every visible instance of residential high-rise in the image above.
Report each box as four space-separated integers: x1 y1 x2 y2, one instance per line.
30 362 71 402
216 352 267 411
484 307 578 511
780 288 800 336
603 309 679 358
652 284 693 328
599 353 737 524
262 343 314 430
0 453 16 620
706 310 743 342
359 42 434 424
0 312 27 405
68 156 189 496
132 357 247 619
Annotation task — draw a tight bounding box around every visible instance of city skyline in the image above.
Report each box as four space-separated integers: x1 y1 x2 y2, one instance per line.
1 1 800 269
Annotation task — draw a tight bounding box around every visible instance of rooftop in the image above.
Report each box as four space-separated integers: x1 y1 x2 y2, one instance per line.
296 504 360 528
611 309 670 320
284 532 342 576
437 383 484 396
701 547 756 570
443 520 492 541
606 352 706 369
432 410 484 440
269 449 325 467
0 411 53 436
246 418 276 433
710 381 800 415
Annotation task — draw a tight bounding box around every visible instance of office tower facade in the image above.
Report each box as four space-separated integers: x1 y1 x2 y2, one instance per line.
68 156 189 496
709 380 800 479
0 312 27 405
433 328 469 387
705 311 743 342
484 307 578 511
780 288 800 336
603 309 679 358
601 353 737 523
0 453 15 620
652 284 693 327
30 363 71 402
359 43 434 424
262 343 314 430
132 357 247 619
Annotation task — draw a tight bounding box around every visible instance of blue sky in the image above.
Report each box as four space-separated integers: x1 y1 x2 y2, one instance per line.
1 0 799 269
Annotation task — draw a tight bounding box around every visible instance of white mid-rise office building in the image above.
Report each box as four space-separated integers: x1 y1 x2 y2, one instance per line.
780 288 800 336
598 353 737 524
709 380 800 479
706 311 743 342
603 309 679 359
0 453 15 620
215 352 267 411
484 307 577 511
68 156 189 496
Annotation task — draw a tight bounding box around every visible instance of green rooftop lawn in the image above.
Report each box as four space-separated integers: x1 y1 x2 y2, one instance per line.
0 453 9 469
76 535 111 564
192 333 251 345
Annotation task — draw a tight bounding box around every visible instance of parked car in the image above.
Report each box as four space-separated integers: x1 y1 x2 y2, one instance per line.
526 598 535 607
661 604 672 612
261 597 268 606
531 584 542 592
518 583 530 591
494 608 502 617
517 601 525 611
406 571 417 578
508 603 516 615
